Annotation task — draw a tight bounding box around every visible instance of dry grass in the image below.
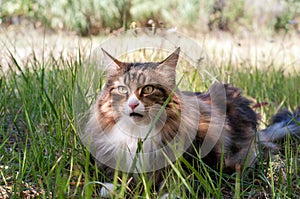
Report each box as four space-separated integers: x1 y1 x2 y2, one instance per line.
1 26 300 74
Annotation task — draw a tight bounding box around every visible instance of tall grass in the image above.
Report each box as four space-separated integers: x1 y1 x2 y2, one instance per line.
0 45 299 198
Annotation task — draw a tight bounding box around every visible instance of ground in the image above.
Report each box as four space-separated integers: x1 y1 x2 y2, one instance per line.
1 23 300 73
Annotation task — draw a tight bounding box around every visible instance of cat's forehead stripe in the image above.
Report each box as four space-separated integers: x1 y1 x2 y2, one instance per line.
123 70 147 85
137 72 146 84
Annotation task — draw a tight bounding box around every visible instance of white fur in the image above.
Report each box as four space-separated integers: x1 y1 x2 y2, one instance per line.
99 116 161 149
125 94 145 114
158 193 181 199
99 182 117 198
91 113 165 172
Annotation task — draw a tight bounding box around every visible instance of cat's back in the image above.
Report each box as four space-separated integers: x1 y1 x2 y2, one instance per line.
187 83 258 169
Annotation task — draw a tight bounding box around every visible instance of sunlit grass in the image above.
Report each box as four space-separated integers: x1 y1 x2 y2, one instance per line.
0 37 299 198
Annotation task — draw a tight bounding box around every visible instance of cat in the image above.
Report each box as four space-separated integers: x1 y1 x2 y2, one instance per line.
83 47 300 197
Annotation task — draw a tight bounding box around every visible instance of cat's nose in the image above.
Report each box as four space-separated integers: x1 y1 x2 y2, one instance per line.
129 101 139 111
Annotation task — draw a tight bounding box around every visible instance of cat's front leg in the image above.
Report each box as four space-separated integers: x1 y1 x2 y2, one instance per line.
158 193 182 199
99 182 119 198
157 179 182 199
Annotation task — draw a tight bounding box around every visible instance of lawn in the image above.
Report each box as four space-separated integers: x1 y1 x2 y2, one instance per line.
0 26 300 198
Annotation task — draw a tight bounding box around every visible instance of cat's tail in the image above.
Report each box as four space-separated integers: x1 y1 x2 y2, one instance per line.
258 108 300 148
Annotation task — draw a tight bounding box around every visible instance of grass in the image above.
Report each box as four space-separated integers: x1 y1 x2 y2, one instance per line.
0 36 300 198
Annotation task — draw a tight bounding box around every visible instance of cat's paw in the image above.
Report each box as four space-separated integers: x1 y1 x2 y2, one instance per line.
99 182 117 198
158 193 182 199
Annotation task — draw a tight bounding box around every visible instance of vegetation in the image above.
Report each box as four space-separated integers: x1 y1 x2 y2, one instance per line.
0 47 299 198
0 0 300 198
1 0 300 35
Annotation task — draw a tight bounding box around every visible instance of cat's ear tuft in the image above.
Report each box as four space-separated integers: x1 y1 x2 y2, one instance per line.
101 48 124 69
159 47 180 68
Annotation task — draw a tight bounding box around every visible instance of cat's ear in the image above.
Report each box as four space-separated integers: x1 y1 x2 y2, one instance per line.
158 47 180 68
101 48 124 70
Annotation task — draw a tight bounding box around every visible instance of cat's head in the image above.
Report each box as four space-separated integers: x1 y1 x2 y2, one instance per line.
86 48 201 171
98 48 181 130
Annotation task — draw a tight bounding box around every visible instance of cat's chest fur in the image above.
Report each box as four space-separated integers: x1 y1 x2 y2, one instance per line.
90 112 171 174
101 117 162 153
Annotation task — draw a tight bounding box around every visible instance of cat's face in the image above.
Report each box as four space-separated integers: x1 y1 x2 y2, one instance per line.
86 48 201 172
98 48 180 131
111 75 168 125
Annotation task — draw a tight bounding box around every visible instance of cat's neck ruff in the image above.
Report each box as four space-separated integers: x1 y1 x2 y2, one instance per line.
106 116 162 152
88 113 168 172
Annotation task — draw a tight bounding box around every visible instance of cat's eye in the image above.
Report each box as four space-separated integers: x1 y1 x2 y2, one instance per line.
141 85 154 94
117 86 128 94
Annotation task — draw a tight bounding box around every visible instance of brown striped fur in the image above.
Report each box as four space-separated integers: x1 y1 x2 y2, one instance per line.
84 48 300 192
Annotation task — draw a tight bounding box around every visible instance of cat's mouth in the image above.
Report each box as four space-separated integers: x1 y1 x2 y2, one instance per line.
129 112 143 118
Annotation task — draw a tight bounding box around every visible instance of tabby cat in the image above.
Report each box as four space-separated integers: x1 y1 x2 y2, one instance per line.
84 47 300 197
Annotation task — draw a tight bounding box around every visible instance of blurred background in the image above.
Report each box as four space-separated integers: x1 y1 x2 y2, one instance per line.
1 0 300 73
1 0 299 36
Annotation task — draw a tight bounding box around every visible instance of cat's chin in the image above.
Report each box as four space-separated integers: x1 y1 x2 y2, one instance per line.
130 115 150 126
126 113 151 126
129 112 144 118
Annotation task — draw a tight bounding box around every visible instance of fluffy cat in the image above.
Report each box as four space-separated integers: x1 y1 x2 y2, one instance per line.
83 47 300 197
